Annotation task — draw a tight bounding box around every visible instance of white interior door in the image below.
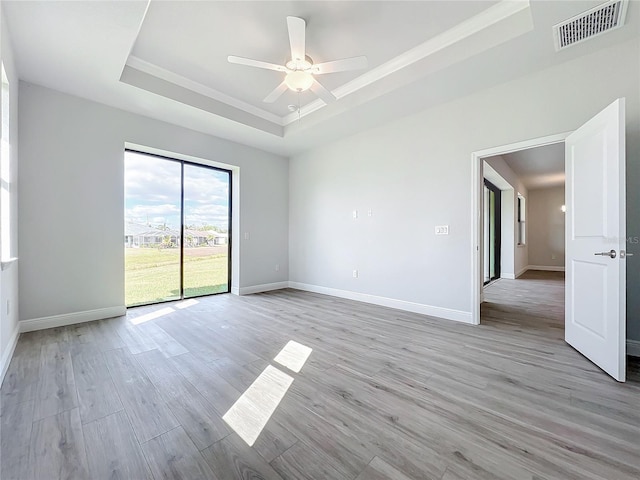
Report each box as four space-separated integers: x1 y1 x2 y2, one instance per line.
565 98 626 382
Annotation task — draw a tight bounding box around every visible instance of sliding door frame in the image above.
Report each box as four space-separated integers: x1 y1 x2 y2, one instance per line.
483 179 501 285
125 149 232 306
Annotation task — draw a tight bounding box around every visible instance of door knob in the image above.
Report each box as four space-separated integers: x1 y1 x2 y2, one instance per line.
594 250 617 258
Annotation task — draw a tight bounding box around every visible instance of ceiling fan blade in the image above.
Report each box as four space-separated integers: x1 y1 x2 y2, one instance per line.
263 81 289 103
312 56 368 74
310 78 336 104
228 56 287 73
286 16 306 62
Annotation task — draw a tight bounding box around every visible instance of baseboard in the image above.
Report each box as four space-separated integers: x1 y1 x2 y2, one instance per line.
527 265 565 272
501 273 516 280
516 266 529 278
231 286 240 295
288 282 473 324
20 306 126 333
627 339 640 358
239 282 289 295
0 325 20 384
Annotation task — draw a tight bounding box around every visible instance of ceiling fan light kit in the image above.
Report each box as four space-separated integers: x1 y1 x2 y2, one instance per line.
285 70 313 92
228 16 368 105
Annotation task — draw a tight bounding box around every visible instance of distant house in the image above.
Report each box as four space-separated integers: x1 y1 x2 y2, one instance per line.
125 223 228 248
184 229 228 246
124 222 179 248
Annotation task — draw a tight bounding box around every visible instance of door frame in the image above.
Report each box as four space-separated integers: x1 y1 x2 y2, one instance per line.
470 132 571 325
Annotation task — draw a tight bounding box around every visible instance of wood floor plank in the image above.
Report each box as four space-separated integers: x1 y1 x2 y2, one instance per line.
138 322 188 357
103 348 178 443
270 441 348 480
29 408 89 480
355 456 416 480
0 340 40 412
88 318 126 351
71 347 123 424
116 323 160 355
209 357 267 392
33 342 78 421
251 413 299 464
0 399 34 480
170 352 241 415
136 349 231 450
200 433 283 480
83 410 153 480
141 426 218 480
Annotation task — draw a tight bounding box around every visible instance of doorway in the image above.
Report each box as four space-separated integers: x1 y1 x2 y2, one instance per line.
470 133 570 325
124 150 232 307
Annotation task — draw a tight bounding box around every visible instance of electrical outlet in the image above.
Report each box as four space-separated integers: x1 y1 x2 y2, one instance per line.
435 225 449 235
367 209 372 217
353 269 358 278
551 254 556 260
352 210 358 219
275 264 280 272
244 232 250 240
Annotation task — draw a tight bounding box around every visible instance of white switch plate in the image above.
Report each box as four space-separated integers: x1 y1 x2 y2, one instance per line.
244 232 250 240
353 210 358 219
435 225 449 235
353 269 358 278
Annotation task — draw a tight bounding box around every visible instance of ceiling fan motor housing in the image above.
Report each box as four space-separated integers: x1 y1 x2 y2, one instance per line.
285 55 314 72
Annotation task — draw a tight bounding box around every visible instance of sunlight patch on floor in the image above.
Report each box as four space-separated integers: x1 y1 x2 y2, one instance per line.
128 298 200 325
128 307 175 325
223 365 293 446
175 299 199 309
274 340 313 373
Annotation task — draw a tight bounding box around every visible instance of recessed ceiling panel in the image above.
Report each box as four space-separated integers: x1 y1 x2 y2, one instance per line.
130 1 498 117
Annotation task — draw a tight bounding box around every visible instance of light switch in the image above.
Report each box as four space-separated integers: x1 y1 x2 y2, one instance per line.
435 225 449 235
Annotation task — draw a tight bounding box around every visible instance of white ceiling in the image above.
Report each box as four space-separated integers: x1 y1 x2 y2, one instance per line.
3 1 639 156
502 143 566 189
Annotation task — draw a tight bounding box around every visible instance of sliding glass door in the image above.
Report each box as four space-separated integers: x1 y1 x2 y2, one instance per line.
124 151 231 307
183 164 230 298
483 179 501 285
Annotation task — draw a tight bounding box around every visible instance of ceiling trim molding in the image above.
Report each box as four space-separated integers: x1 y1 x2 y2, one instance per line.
282 0 532 125
120 64 284 136
118 0 152 74
125 55 284 126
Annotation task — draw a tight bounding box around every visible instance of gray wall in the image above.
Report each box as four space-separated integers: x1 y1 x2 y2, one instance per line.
289 38 640 340
528 187 565 269
18 83 289 322
0 6 20 376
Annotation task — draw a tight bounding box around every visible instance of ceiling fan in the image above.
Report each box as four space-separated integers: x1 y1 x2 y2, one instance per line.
228 16 368 105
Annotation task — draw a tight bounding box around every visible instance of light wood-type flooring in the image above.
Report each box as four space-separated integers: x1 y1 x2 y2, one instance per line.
2 271 639 479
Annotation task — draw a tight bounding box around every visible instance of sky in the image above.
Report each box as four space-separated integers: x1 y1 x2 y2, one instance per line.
124 151 230 230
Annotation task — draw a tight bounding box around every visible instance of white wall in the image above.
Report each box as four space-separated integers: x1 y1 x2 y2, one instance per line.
0 6 20 380
18 83 289 323
528 186 565 269
484 155 529 278
289 38 640 337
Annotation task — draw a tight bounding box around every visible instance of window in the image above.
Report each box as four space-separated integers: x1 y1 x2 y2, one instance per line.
1 63 10 260
517 194 526 245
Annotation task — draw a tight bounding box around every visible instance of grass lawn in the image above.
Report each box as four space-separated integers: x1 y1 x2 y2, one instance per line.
125 247 229 307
